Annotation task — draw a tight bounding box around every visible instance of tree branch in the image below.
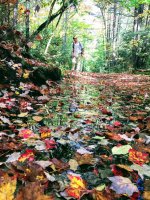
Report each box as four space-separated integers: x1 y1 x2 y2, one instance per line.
30 2 68 41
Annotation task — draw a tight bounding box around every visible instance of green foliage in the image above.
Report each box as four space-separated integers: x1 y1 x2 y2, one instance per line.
117 28 150 71
87 39 106 73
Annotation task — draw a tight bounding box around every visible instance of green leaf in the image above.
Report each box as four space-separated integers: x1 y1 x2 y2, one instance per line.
130 164 150 179
112 145 132 155
95 184 106 191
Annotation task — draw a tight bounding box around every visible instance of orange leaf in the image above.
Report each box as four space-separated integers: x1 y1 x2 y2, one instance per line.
129 149 149 165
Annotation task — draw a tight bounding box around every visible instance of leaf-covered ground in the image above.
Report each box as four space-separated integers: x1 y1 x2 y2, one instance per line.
0 71 150 200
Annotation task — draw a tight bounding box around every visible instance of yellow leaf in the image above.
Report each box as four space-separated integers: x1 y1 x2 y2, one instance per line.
66 175 87 199
69 159 79 171
0 174 16 200
18 4 25 14
50 164 56 171
117 164 133 172
15 91 20 95
23 73 29 79
18 112 28 117
68 175 86 189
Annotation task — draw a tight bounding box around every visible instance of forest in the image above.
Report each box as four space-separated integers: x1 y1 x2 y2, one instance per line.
0 0 150 72
0 0 150 200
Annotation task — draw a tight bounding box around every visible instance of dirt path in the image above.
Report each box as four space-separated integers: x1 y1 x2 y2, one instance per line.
0 71 150 199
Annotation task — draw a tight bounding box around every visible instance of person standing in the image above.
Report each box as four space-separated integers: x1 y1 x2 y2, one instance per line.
72 36 84 71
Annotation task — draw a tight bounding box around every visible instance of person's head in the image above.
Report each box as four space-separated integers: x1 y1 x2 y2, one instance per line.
73 36 78 43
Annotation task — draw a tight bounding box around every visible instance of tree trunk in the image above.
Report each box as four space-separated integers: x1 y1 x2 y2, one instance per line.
112 0 117 52
13 0 18 27
145 5 150 27
62 9 69 52
132 4 145 70
25 0 30 42
7 2 10 25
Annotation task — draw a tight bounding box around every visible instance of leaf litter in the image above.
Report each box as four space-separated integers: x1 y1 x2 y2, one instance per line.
0 70 150 199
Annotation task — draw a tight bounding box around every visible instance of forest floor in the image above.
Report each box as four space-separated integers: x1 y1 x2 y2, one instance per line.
0 71 150 200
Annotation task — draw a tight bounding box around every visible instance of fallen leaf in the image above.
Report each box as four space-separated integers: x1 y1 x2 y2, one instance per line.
0 116 11 124
44 139 57 150
18 112 28 117
113 121 122 127
92 190 108 200
143 191 150 200
18 129 38 139
6 152 21 163
35 160 52 168
108 176 138 196
95 184 106 191
0 172 16 200
112 145 132 155
32 116 43 122
65 174 87 199
75 153 95 165
117 164 133 172
15 182 54 200
18 149 34 162
77 147 93 154
69 159 79 171
44 172 55 182
130 164 150 179
129 149 149 165
51 158 69 172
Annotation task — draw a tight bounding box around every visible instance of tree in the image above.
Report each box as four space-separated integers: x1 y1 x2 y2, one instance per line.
30 0 78 42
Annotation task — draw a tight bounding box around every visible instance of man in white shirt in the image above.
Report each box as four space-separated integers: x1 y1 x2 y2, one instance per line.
72 36 84 71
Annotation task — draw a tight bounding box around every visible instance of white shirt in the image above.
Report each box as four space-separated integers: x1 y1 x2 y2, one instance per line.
73 42 82 57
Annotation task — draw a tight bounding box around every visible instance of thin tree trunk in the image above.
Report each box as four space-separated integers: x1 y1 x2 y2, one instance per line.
145 5 150 27
116 8 121 45
7 2 10 25
62 9 69 52
112 0 117 52
13 0 18 27
25 0 30 42
133 7 137 33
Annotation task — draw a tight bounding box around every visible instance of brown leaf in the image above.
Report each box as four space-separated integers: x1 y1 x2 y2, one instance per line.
75 153 95 165
0 142 23 150
146 119 150 130
143 191 150 200
51 158 69 172
15 182 54 200
35 34 43 41
92 190 109 200
129 116 138 121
